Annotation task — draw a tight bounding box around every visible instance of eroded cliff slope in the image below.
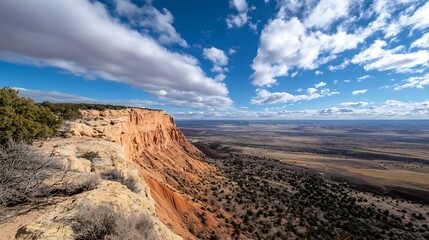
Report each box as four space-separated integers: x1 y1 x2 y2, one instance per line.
58 109 227 239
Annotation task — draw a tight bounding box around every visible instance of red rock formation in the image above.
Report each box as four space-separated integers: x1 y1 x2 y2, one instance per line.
74 109 225 239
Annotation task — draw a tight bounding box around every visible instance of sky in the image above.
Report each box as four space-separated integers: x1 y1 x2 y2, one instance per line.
0 0 428 119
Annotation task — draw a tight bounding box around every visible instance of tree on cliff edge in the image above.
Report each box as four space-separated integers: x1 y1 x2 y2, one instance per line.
0 87 61 144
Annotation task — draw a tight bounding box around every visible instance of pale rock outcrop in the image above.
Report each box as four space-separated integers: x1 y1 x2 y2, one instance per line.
17 181 181 240
17 135 182 240
41 137 153 206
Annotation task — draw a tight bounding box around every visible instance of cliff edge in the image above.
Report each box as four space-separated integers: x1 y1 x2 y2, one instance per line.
6 108 226 240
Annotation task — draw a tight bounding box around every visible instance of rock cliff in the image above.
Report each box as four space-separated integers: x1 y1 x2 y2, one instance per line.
0 108 228 240
42 108 225 239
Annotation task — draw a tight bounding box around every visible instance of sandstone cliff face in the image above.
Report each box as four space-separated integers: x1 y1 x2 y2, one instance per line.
63 109 208 178
57 109 224 239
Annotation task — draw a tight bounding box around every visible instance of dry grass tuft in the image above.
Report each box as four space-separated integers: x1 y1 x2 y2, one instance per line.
73 204 155 240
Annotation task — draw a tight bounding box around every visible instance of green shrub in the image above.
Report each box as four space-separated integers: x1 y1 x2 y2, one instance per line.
41 102 130 121
41 101 83 121
0 87 62 144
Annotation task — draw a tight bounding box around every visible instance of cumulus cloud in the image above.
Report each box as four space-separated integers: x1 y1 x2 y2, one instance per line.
252 0 429 87
340 101 369 107
352 89 368 95
0 0 232 109
226 0 255 30
394 73 429 90
251 87 339 105
251 16 363 86
203 47 229 81
305 0 351 29
203 47 228 66
352 40 429 72
113 0 188 47
226 13 249 29
230 0 248 12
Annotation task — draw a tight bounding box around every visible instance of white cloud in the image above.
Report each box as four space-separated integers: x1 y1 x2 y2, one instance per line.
328 59 350 71
352 40 429 72
291 71 298 78
248 22 258 32
352 40 388 63
113 0 188 47
251 17 363 86
226 13 249 28
340 101 369 107
305 0 351 29
352 89 368 95
203 47 228 66
228 48 237 54
252 0 429 87
314 81 326 88
364 51 429 72
365 1 429 39
357 75 371 82
226 0 255 29
173 100 429 119
215 73 227 82
315 70 323 75
15 87 235 111
251 87 339 105
411 32 429 49
149 89 233 110
0 0 231 109
230 0 248 12
203 47 229 81
307 87 318 95
399 1 429 30
211 65 224 73
394 73 429 90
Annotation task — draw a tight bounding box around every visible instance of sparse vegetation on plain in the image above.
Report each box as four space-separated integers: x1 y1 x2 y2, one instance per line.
187 142 429 239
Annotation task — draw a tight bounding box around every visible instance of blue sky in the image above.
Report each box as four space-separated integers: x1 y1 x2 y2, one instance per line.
0 0 428 119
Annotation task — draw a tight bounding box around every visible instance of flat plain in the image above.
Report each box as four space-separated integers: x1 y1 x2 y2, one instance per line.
177 120 429 239
179 120 429 200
